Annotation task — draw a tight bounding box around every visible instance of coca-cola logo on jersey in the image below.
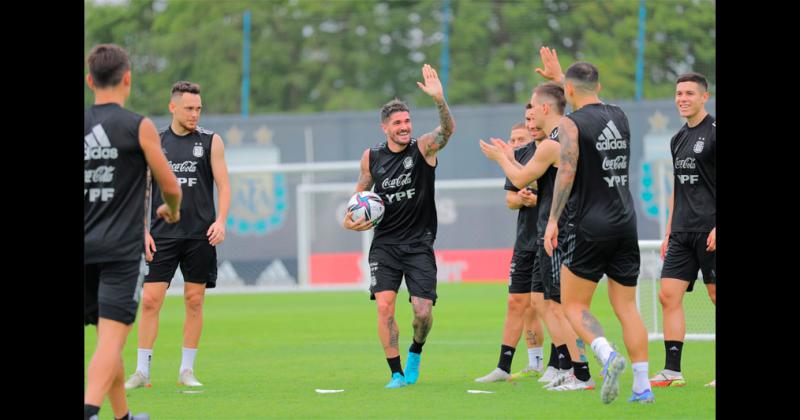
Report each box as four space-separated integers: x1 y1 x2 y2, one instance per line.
382 172 412 189
169 160 198 173
675 157 696 169
595 138 627 151
84 165 115 183
601 156 627 171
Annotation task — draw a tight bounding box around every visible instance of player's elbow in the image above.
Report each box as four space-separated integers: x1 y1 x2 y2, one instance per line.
559 169 576 183
444 120 455 137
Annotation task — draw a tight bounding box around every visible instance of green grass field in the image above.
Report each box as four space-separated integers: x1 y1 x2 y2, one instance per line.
84 282 715 419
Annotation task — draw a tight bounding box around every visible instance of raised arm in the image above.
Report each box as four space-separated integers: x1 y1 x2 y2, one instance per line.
416 64 455 162
534 46 565 85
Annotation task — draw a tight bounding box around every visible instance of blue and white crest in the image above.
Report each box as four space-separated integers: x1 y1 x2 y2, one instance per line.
227 173 287 236
193 145 204 158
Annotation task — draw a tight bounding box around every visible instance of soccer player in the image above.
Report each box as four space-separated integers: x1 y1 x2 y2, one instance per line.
125 81 231 390
85 44 182 420
538 47 654 403
342 64 455 389
649 72 716 388
479 82 595 392
474 117 548 383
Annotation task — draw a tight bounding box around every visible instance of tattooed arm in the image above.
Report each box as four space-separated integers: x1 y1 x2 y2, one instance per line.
416 64 456 163
543 117 579 256
354 148 374 193
343 149 374 231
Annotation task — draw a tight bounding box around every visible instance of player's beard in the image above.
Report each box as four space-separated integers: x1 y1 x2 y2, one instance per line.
179 119 197 132
390 130 411 146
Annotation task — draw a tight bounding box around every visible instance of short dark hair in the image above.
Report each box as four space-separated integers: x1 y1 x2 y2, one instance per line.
564 62 599 93
87 44 130 88
511 122 526 131
380 98 410 122
676 72 708 91
533 82 566 115
171 81 201 98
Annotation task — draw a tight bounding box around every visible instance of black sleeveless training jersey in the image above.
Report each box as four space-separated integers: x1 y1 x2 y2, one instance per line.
369 138 437 245
564 103 637 240
535 127 567 242
84 103 147 263
670 114 716 232
150 125 216 239
504 141 539 251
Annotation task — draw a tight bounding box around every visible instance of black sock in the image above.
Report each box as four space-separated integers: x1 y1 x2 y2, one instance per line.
409 339 424 354
557 344 571 370
497 344 516 373
387 356 404 376
664 340 684 372
84 405 100 420
547 343 559 368
572 361 591 381
115 412 130 420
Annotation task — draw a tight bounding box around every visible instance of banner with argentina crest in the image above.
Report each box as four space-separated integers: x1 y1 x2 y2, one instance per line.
225 125 288 236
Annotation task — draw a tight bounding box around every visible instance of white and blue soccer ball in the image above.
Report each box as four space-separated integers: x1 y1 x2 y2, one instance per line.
347 191 385 227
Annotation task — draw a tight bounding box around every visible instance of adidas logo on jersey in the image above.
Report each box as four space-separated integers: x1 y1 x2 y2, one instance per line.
85 124 118 160
596 120 627 151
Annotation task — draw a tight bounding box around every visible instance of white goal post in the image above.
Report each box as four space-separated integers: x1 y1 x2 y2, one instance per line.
218 162 714 342
297 179 715 342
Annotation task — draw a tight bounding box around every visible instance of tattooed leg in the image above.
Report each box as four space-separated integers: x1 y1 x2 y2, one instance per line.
375 291 399 357
410 297 433 343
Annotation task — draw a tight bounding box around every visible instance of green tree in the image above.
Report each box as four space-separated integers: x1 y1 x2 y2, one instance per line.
84 0 715 115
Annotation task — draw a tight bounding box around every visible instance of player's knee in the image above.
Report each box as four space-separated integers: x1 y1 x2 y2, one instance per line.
376 300 395 318
413 306 432 323
658 288 681 308
141 292 163 313
507 295 527 315
184 293 204 312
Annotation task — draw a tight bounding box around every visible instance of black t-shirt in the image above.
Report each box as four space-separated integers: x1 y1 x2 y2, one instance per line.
670 114 716 233
84 103 147 263
535 127 567 244
150 126 216 239
369 139 437 245
564 103 638 240
504 141 539 251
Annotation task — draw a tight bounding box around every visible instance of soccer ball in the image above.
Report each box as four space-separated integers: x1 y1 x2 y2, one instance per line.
347 191 385 227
